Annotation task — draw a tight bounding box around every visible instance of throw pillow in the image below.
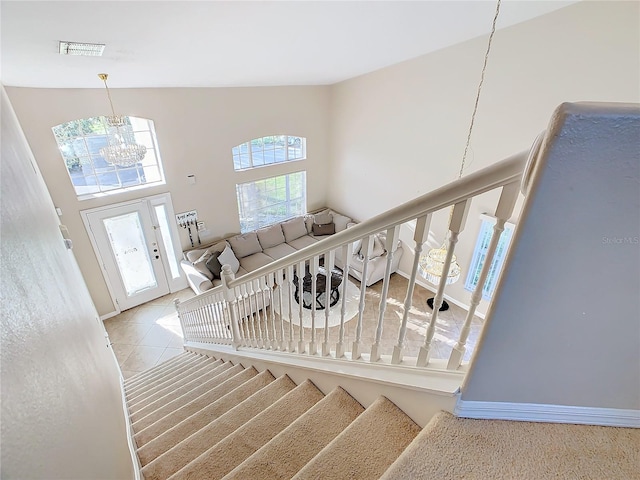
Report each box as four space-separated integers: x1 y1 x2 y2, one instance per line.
185 240 227 263
314 212 333 225
281 217 308 243
257 224 286 249
193 257 214 280
205 251 223 279
360 235 386 259
228 232 262 259
312 222 335 236
331 212 352 232
185 248 208 263
218 245 240 274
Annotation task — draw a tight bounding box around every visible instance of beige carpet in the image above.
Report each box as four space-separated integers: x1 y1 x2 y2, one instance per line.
137 370 276 467
223 387 364 480
124 354 187 389
132 363 240 431
141 374 297 480
293 396 421 480
126 357 215 404
127 351 638 480
134 367 259 448
128 358 222 411
381 411 640 480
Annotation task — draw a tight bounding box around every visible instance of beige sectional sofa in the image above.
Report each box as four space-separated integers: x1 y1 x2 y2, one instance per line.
180 209 403 295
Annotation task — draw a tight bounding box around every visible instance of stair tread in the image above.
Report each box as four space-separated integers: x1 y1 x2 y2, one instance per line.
134 367 259 449
223 387 364 480
126 355 211 397
129 361 233 424
380 411 640 480
167 379 324 480
141 373 295 480
124 351 191 386
131 362 244 433
137 370 276 468
293 396 421 480
128 358 221 410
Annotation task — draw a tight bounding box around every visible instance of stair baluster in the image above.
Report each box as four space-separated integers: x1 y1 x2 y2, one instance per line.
322 249 335 356
309 255 319 355
352 234 373 360
371 225 400 362
297 260 306 353
335 243 352 358
417 200 470 367
286 265 296 352
447 182 519 369
392 214 432 364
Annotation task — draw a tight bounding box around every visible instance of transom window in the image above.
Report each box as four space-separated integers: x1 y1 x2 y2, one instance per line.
464 215 515 300
52 116 165 198
232 135 305 171
236 171 306 233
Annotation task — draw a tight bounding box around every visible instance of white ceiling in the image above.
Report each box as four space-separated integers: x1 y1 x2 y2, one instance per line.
1 1 577 89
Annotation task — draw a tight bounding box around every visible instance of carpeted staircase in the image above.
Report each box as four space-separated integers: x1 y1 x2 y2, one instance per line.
125 351 639 480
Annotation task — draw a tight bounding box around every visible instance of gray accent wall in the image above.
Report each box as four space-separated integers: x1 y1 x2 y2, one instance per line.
0 86 134 479
461 102 640 409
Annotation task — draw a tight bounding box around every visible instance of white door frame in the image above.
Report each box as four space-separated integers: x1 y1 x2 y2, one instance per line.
81 192 187 313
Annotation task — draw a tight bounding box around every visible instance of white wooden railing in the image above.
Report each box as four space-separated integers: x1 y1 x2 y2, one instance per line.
176 149 529 370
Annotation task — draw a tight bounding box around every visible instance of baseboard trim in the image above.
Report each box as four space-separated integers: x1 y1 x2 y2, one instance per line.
455 398 640 428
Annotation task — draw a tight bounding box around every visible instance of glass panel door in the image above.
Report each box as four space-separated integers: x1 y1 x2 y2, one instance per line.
103 212 158 296
83 200 171 311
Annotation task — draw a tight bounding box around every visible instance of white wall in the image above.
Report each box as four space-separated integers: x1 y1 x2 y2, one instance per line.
327 0 640 313
462 102 640 409
0 86 134 478
7 85 331 316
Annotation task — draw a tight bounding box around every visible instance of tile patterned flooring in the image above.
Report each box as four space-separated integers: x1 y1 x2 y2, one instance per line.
104 274 483 379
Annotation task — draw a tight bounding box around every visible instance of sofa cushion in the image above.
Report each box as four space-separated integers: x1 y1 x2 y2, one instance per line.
281 217 308 243
228 231 262 258
239 252 273 272
257 224 286 249
205 251 223 278
218 245 240 274
263 242 297 261
288 235 319 250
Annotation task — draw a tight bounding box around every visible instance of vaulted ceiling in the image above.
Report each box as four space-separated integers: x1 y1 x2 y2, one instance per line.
1 1 577 88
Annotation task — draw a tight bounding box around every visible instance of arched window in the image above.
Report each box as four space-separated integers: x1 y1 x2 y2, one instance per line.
232 135 305 171
52 116 165 198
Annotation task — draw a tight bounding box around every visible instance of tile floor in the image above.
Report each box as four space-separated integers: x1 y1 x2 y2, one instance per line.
104 288 195 379
104 274 482 379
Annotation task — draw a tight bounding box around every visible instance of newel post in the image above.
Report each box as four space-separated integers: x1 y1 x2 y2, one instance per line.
221 265 241 349
174 298 188 342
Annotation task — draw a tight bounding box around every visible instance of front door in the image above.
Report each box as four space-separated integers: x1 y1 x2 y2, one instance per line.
83 194 184 311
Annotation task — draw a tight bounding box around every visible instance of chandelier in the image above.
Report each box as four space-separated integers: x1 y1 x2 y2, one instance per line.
97 73 147 167
420 0 501 305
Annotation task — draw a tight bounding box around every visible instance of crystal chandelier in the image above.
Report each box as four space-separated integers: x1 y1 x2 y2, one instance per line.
98 73 147 167
420 0 501 299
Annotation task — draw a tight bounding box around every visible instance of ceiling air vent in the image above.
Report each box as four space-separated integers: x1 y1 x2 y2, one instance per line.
59 41 105 56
